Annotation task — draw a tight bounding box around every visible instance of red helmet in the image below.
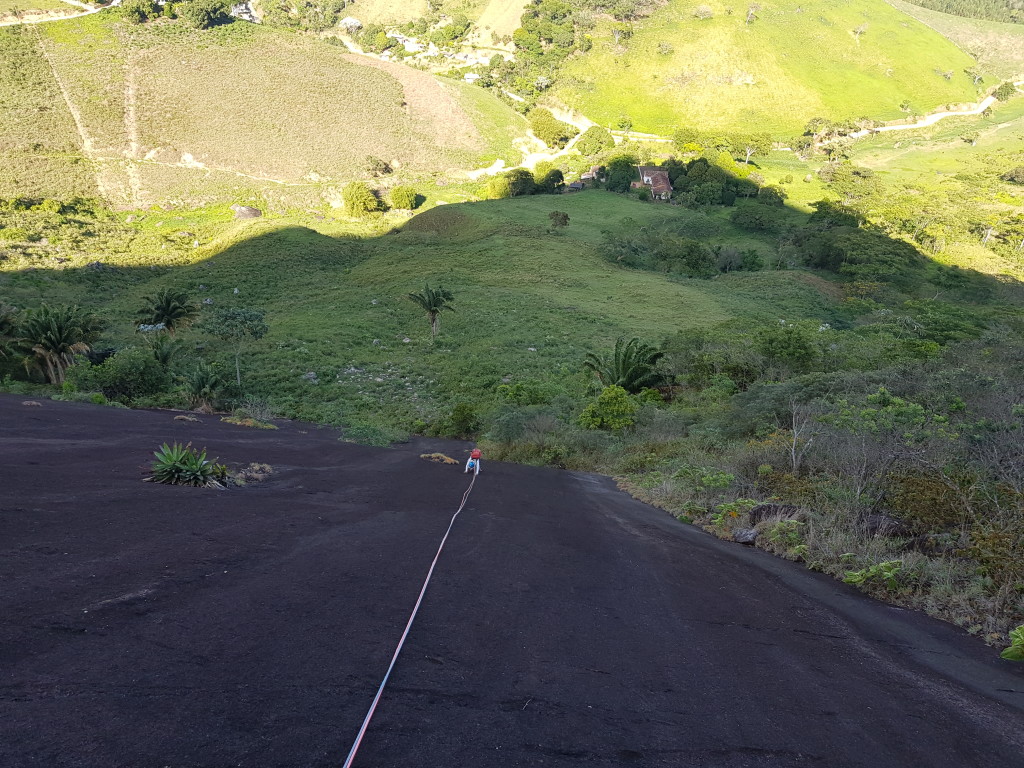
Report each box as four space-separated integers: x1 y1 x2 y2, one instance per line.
470 449 482 459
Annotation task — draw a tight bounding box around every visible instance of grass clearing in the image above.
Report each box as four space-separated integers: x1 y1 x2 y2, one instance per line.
15 14 525 207
0 191 840 429
0 26 95 199
553 0 980 136
887 0 1024 81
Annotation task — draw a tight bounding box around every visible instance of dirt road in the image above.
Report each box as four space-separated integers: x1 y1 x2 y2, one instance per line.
1 395 1022 767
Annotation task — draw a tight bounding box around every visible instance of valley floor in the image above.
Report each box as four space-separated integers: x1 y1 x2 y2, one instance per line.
2 395 1022 767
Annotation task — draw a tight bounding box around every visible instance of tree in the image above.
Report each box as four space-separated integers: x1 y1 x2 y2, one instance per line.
741 133 772 164
961 131 980 146
605 155 638 193
746 3 760 24
407 284 454 341
1002 166 1024 184
344 182 383 216
576 126 615 156
18 304 103 385
852 22 868 42
549 210 570 230
995 81 1017 101
175 0 232 29
503 168 536 197
616 114 633 132
136 288 199 336
203 307 268 386
583 337 665 394
537 168 565 194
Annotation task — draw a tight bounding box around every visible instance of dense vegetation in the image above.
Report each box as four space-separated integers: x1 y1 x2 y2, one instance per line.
904 0 1024 24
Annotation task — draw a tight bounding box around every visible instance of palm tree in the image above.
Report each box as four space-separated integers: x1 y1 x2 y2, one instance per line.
583 337 666 394
407 284 455 340
137 288 199 336
18 304 103 385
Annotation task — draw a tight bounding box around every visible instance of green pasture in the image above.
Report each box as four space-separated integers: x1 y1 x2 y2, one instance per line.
0 191 841 429
553 0 980 137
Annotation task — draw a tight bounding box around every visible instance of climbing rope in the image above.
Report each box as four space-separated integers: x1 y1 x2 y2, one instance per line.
341 472 478 768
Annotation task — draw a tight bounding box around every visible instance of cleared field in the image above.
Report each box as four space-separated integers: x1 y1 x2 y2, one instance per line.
887 0 1024 81
20 15 525 207
342 0 489 25
0 0 76 15
0 26 96 199
553 0 980 136
470 0 528 43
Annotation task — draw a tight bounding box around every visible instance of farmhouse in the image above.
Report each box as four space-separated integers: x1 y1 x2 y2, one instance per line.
636 166 672 200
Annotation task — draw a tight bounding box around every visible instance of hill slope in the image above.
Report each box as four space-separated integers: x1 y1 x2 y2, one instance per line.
1 14 527 208
550 0 980 136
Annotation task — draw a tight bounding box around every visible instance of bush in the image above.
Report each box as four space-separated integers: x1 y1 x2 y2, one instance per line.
579 385 638 431
389 186 419 210
344 182 383 216
174 0 231 29
66 347 170 404
483 175 512 199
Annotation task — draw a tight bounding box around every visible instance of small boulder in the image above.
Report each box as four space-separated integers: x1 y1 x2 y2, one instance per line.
733 528 758 545
230 204 262 219
862 514 909 537
749 502 800 525
301 371 319 384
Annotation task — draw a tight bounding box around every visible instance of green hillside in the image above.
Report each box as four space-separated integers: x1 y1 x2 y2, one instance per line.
1 13 527 208
889 0 1024 80
550 0 980 136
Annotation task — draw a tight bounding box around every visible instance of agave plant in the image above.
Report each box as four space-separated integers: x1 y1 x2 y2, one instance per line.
18 303 103 384
583 337 666 394
150 442 222 488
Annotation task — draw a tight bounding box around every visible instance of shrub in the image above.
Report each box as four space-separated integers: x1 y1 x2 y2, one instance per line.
150 442 223 487
1002 626 1024 661
579 385 638 431
66 347 170 404
389 186 419 210
343 182 383 216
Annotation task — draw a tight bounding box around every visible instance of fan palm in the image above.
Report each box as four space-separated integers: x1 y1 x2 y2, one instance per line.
18 304 103 384
137 288 199 336
583 337 666 394
407 284 455 340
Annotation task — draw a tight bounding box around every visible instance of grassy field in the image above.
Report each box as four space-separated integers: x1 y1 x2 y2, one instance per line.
0 26 96 199
887 0 1024 80
0 191 840 432
0 0 78 16
3 13 526 208
337 0 489 25
552 0 980 137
